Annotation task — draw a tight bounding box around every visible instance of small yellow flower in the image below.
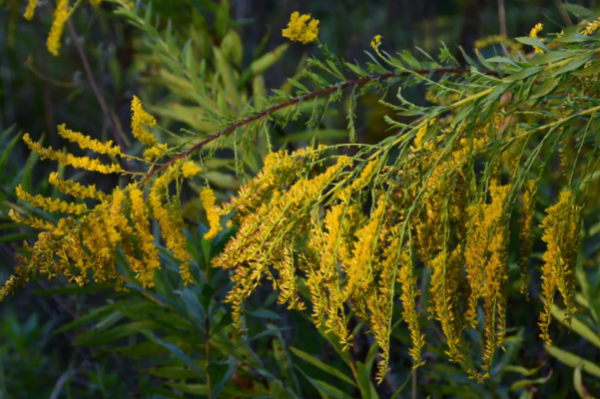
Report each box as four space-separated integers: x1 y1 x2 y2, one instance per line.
201 187 221 240
47 0 69 56
371 35 382 49
58 124 122 157
282 12 319 44
529 23 544 53
582 18 600 35
131 96 158 147
182 161 202 178
24 0 39 20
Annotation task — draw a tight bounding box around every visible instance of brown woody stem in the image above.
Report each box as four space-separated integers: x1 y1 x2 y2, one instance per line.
143 67 499 183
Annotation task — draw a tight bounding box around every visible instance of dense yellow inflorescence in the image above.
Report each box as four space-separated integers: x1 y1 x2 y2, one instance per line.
201 187 222 240
24 0 38 20
1 96 205 300
282 12 319 44
538 191 581 346
47 0 69 56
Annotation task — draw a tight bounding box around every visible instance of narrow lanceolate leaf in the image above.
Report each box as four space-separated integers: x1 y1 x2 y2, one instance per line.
545 345 600 378
289 347 356 387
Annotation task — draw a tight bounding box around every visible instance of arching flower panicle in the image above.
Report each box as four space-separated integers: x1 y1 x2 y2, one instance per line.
47 0 69 56
539 190 581 345
24 0 39 20
23 134 122 174
57 124 122 157
49 172 108 201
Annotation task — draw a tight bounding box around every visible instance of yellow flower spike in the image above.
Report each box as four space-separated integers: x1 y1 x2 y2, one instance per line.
49 172 108 201
201 187 222 240
371 34 382 49
47 0 69 56
57 124 122 157
24 0 39 20
582 18 600 35
129 187 160 286
131 96 158 147
529 23 545 53
23 133 122 174
16 185 88 215
282 12 319 44
182 161 202 178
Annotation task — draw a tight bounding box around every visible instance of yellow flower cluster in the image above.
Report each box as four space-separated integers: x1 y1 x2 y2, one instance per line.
582 18 600 35
1 97 201 300
529 22 545 53
47 0 69 56
212 154 349 330
58 124 122 157
518 180 537 298
49 172 108 201
182 161 202 178
16 185 88 215
538 191 581 345
371 34 382 49
282 12 319 44
24 0 38 20
23 133 122 174
201 187 221 240
131 95 158 147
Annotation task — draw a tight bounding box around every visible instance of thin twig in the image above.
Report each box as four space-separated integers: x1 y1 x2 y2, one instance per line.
67 19 125 151
143 67 500 183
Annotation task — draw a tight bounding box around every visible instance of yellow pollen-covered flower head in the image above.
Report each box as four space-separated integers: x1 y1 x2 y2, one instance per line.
371 34 382 49
282 12 319 44
47 0 69 56
131 96 158 147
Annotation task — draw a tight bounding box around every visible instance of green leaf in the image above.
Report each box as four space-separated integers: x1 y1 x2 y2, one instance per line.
20 136 41 194
550 305 600 349
53 303 117 334
574 365 597 399
296 367 354 399
509 371 552 391
180 288 205 330
165 382 257 398
573 59 600 77
249 43 289 76
356 361 378 399
502 66 542 83
531 51 583 65
141 330 206 379
146 364 205 380
248 309 281 320
0 129 21 183
562 3 593 16
289 347 356 387
554 53 593 75
503 363 545 377
545 345 600 378
515 37 549 51
208 358 236 398
221 30 243 67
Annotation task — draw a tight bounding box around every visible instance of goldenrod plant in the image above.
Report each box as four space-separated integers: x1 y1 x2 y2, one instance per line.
4 1 600 396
